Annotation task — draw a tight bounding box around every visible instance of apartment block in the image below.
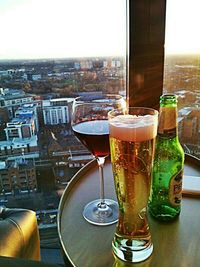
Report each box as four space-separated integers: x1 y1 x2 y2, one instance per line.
0 136 39 158
0 88 34 119
0 159 37 194
42 98 73 125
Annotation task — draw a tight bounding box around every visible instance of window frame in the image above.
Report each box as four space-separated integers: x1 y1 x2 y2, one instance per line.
127 0 166 109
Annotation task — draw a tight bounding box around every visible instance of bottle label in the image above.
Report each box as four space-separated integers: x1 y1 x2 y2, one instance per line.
169 170 183 206
158 107 177 137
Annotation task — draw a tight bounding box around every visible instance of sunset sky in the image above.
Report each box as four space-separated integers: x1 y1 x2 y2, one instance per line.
0 0 126 59
165 0 200 55
0 0 199 60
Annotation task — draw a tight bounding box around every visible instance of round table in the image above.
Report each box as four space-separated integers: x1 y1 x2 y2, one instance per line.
58 154 200 267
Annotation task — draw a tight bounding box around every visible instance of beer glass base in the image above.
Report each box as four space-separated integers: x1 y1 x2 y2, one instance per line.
112 238 153 263
83 199 119 226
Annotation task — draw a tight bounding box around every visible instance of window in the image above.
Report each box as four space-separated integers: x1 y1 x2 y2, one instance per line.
0 0 127 242
164 0 200 159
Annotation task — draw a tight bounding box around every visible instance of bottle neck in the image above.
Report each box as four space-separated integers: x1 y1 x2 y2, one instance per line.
158 106 178 138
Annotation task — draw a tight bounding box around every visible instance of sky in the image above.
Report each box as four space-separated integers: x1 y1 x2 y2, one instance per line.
0 0 200 60
0 0 126 59
165 0 200 55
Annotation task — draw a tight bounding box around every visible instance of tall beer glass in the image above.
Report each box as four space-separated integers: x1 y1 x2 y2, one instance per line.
108 107 158 263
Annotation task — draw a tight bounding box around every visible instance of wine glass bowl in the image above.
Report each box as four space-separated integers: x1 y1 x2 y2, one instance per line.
71 94 126 226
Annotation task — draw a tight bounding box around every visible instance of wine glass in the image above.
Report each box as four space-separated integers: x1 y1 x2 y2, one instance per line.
71 94 126 226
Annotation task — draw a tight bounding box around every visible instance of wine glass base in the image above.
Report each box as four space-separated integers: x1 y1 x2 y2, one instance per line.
83 199 119 226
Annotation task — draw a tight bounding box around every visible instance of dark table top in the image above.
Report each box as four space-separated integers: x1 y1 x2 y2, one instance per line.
58 154 200 267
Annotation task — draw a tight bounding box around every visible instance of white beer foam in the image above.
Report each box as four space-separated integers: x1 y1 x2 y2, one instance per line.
109 114 157 142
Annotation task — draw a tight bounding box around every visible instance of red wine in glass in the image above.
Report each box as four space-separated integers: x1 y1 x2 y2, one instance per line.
72 120 110 157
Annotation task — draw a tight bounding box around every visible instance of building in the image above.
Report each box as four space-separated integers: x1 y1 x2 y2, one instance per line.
4 117 37 140
80 60 93 70
0 158 37 195
179 107 200 140
74 62 81 70
0 136 39 159
0 101 39 159
0 88 34 119
42 98 73 125
178 107 200 157
15 103 39 132
0 70 11 77
103 58 121 68
23 73 42 81
111 60 121 68
4 103 39 141
182 116 198 139
178 108 192 138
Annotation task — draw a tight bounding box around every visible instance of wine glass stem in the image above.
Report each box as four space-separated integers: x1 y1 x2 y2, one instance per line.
96 156 106 208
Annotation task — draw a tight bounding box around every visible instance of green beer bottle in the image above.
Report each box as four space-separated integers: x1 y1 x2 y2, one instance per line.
149 94 185 221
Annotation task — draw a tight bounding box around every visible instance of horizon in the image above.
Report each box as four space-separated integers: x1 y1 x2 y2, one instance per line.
0 1 200 60
0 55 124 63
0 53 200 64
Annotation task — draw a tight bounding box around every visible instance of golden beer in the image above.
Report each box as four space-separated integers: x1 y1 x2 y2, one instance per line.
109 108 158 263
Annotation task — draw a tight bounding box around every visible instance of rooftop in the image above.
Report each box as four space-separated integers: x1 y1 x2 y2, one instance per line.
0 135 38 147
0 88 32 100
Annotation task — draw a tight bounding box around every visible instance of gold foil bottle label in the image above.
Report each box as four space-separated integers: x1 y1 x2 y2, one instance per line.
158 107 177 134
